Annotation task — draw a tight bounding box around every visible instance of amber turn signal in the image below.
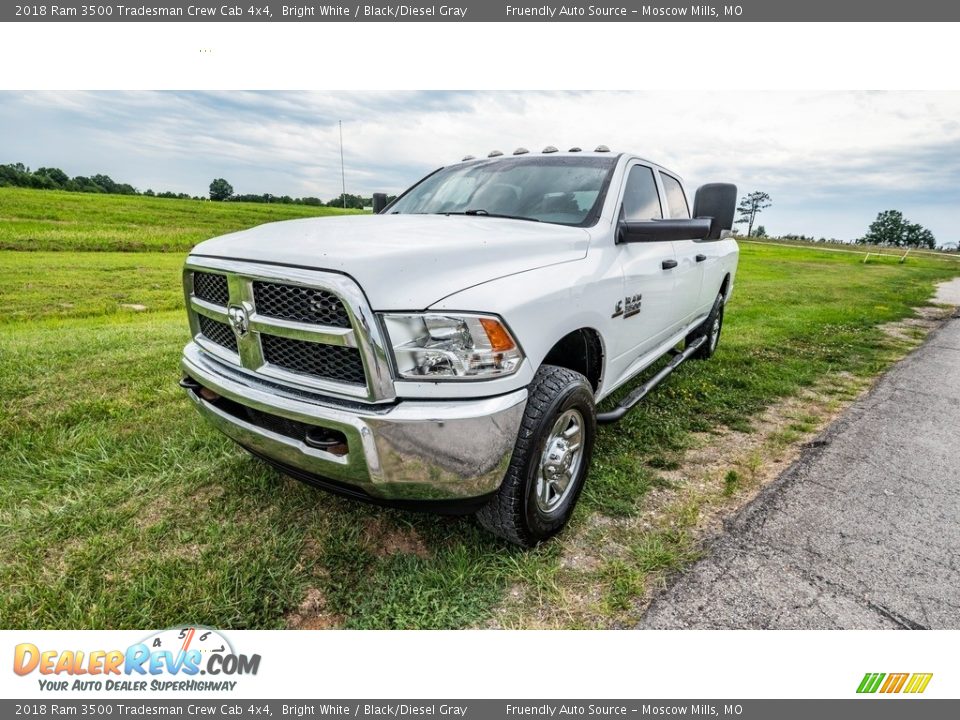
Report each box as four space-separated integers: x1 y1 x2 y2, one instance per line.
479 318 516 352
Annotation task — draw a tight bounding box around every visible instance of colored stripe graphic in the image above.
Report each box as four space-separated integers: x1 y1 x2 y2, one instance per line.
880 673 909 693
904 673 933 694
857 673 885 693
857 672 932 694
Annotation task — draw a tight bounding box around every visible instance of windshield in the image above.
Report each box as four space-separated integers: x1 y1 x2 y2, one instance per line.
387 156 617 226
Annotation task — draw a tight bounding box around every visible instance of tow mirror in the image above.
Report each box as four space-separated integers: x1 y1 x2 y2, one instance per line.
618 217 712 243
372 193 388 214
692 183 737 240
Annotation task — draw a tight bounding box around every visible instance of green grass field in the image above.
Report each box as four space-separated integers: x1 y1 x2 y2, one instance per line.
2 189 958 629
0 187 360 252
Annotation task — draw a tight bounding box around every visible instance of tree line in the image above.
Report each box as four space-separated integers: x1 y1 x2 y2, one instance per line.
208 177 393 209
0 162 145 196
0 163 389 208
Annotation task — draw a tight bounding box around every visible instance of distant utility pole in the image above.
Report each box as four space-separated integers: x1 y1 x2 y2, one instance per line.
339 120 346 209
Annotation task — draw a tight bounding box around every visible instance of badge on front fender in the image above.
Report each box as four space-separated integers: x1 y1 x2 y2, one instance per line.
612 294 642 319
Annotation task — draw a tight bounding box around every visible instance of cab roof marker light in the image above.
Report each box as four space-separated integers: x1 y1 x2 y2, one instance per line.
595 145 611 152
513 147 529 155
462 155 476 161
488 150 504 157
568 147 582 152
542 146 559 153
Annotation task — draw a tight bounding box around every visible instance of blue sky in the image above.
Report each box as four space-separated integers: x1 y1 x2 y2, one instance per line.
1 90 958 245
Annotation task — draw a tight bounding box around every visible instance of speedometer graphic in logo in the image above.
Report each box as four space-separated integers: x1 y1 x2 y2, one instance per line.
131 625 259 679
141 626 234 659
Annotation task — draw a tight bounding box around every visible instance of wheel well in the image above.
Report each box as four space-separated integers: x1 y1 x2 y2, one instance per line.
542 328 603 391
719 273 731 300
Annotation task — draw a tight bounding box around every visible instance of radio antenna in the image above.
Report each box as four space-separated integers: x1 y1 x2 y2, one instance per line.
339 120 346 210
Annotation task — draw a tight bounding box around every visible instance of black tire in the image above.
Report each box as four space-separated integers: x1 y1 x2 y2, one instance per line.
476 364 596 547
687 291 725 360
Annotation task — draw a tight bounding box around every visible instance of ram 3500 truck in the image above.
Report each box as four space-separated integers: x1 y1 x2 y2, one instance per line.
179 148 739 546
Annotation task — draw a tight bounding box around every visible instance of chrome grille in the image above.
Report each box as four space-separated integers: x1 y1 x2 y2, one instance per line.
261 334 365 385
184 260 394 402
198 315 238 353
193 272 229 306
253 281 350 327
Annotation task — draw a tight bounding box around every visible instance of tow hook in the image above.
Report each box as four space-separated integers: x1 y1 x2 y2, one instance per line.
305 427 349 456
179 376 220 402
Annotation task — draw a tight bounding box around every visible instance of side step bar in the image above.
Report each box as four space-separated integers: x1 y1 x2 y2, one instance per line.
596 335 707 425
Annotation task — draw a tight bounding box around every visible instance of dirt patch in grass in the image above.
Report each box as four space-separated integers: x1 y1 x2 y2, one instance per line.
296 536 324 568
169 543 203 561
189 483 225 505
643 371 873 538
42 536 89 575
285 587 345 630
490 306 956 629
879 305 948 342
361 516 431 559
126 495 176 531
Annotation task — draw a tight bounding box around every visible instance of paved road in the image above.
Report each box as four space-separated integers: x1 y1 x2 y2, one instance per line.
639 314 960 629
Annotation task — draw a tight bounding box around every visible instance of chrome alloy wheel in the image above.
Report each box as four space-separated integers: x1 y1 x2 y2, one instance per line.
535 408 585 515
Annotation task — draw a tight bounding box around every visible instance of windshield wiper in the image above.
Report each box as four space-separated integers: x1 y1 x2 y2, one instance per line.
436 210 541 222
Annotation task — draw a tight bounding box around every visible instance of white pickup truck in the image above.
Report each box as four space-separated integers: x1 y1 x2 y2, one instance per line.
179 148 739 546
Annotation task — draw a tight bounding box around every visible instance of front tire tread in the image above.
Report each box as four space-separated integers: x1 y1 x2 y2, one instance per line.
476 364 594 547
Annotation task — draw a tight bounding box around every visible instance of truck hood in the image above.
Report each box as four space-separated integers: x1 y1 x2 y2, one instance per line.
190 214 591 309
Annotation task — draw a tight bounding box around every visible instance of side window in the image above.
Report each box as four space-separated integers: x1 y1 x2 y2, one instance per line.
660 173 690 219
621 166 662 221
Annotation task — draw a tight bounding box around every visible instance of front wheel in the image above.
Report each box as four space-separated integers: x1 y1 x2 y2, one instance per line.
476 365 596 547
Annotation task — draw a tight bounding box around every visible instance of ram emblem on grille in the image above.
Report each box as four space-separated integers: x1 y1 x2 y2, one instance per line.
227 305 250 337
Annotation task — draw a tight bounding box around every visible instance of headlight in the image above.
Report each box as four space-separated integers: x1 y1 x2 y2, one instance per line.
380 313 524 380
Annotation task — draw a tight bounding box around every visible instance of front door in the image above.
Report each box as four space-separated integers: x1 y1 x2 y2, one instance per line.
610 163 679 371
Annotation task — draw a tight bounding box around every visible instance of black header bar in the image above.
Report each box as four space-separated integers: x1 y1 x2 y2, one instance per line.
5 1 960 22
2 700 960 719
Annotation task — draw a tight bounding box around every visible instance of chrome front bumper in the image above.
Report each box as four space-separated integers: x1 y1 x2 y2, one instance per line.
181 342 527 502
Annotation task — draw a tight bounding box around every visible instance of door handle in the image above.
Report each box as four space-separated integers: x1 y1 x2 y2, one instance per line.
696 254 707 262
661 259 678 270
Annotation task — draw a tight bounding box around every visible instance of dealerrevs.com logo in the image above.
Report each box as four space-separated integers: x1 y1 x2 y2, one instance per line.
13 627 261 692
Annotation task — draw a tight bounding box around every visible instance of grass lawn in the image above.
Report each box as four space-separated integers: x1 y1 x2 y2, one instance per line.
0 188 360 252
0 251 184 324
2 190 959 629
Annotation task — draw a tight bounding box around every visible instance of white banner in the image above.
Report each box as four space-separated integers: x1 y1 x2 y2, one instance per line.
2 629 956 699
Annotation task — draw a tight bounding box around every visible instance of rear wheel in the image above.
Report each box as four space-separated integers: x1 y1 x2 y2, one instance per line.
476 364 596 547
687 291 725 360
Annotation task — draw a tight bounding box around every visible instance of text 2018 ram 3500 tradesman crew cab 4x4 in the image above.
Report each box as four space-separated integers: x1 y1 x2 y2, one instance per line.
179 148 739 546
